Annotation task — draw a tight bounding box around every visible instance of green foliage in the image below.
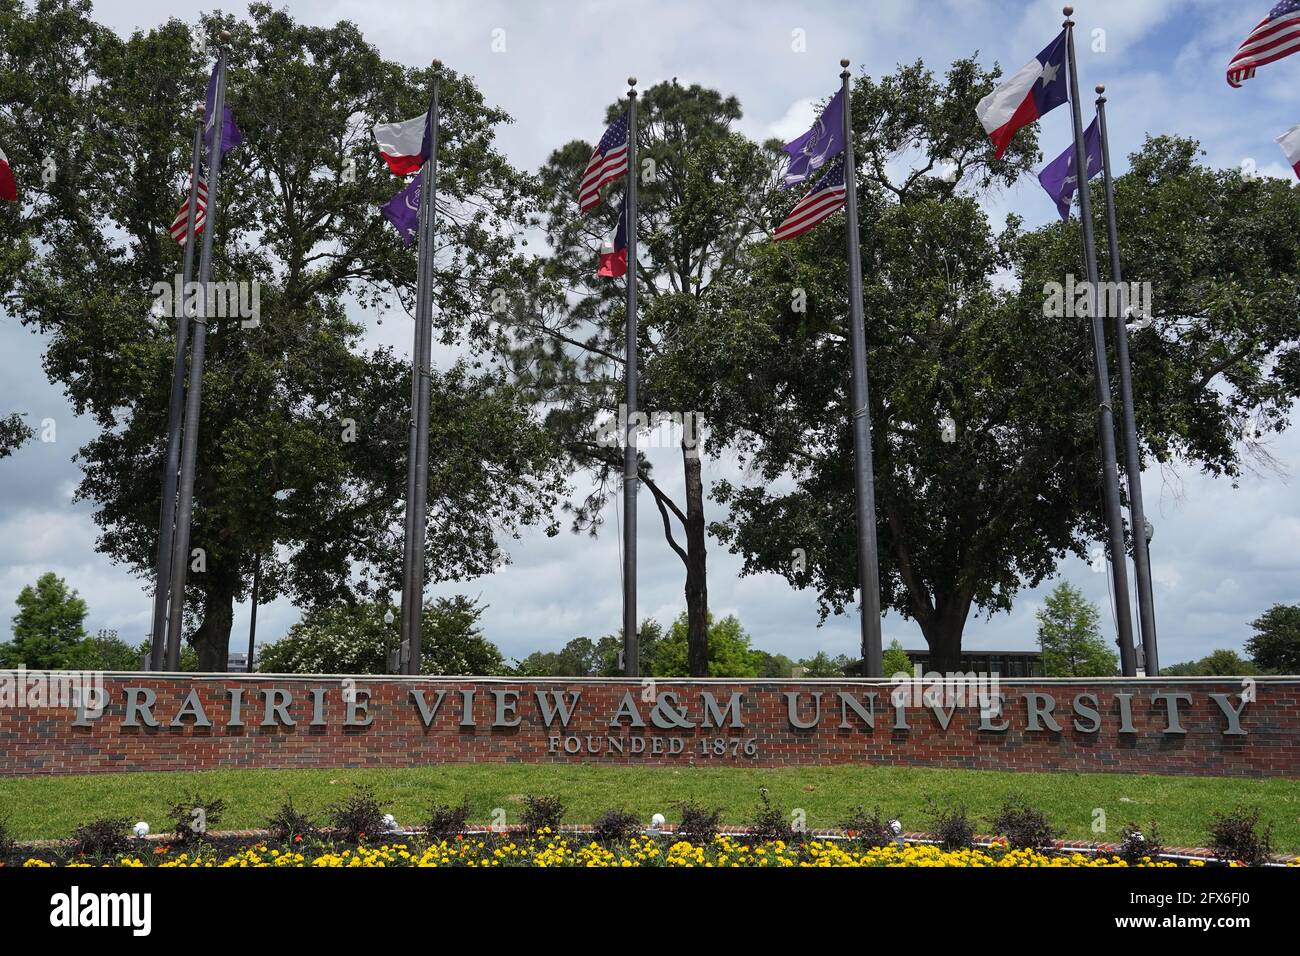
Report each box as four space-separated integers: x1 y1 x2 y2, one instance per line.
1162 649 1259 677
1246 604 1300 673
794 650 853 678
1 4 565 671
256 597 504 676
653 612 758 677
882 639 913 678
61 630 142 671
2 572 88 668
1035 582 1118 677
706 61 1300 671
0 413 33 459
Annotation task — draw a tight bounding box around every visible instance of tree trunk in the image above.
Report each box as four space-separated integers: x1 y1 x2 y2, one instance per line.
917 596 973 673
193 582 236 672
682 439 709 677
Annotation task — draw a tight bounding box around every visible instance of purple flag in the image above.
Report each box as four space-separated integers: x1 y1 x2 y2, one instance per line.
204 63 243 159
781 87 845 189
382 170 422 244
1038 118 1102 221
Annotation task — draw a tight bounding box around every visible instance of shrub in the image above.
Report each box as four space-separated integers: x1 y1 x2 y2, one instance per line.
166 791 228 845
328 786 390 844
0 814 15 858
990 796 1061 851
747 788 795 843
424 799 472 843
926 799 975 852
590 809 642 845
70 817 133 858
1208 806 1274 867
1117 821 1164 866
675 801 723 844
266 799 319 844
839 806 897 849
520 794 565 833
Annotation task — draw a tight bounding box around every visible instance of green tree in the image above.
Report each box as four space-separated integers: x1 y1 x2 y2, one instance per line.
1164 649 1259 677
653 611 758 677
795 651 854 678
62 629 142 671
882 638 912 677
0 413 32 459
510 81 770 677
1246 604 1300 674
707 58 1300 671
1035 582 1118 677
2 5 565 670
2 572 88 667
256 597 503 676
752 650 794 678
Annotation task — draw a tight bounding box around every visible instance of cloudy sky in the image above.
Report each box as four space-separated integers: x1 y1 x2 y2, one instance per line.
2 0 1297 668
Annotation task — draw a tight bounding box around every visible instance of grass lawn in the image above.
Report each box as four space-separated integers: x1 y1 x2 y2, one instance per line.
1 764 1296 850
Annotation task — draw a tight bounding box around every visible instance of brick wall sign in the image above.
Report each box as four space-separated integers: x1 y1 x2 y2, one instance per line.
0 672 1296 778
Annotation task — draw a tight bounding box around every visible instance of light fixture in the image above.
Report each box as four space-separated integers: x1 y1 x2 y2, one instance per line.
133 821 150 838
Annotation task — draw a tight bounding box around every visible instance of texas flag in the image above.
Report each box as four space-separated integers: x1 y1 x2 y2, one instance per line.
0 143 16 202
1278 122 1300 180
598 192 628 277
373 111 433 176
976 30 1069 159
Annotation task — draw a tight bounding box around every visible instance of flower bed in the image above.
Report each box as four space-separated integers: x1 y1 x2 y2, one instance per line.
16 830 1295 868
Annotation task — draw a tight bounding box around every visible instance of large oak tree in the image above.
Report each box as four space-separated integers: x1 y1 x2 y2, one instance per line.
0 2 566 668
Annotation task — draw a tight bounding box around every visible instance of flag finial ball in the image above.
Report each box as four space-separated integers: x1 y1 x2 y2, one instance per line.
1063 6 1073 16
1096 84 1105 94
628 76 637 87
840 58 850 68
220 29 231 41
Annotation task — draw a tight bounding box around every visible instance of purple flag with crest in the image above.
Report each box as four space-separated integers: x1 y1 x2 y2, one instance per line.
1038 118 1102 221
781 87 846 189
382 170 423 245
204 63 243 158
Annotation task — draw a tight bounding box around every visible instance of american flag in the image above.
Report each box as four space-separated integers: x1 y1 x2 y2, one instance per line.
578 111 629 213
169 178 208 243
773 157 847 242
1227 1 1300 87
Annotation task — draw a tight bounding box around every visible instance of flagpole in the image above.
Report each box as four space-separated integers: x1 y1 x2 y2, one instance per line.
1063 9 1138 676
840 59 883 678
164 34 232 671
399 95 435 674
622 77 641 678
405 61 441 675
148 111 203 671
1095 85 1159 675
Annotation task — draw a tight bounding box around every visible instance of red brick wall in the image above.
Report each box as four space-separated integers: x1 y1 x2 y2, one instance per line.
0 674 1296 778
